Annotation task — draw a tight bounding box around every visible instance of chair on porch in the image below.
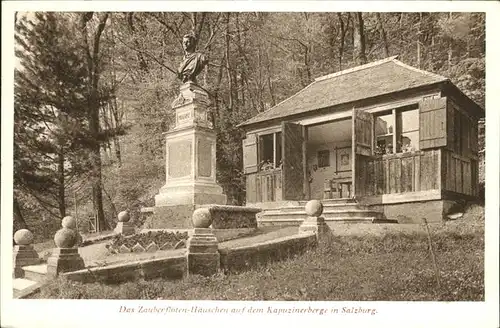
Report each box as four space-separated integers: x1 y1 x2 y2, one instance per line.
330 173 352 199
324 179 341 199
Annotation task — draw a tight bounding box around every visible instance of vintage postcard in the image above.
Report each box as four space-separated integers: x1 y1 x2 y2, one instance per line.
1 1 499 328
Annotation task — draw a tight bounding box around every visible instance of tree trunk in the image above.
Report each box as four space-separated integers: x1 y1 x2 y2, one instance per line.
376 13 390 57
224 13 234 111
448 12 453 72
111 95 122 166
417 13 422 69
353 12 367 65
13 197 28 231
337 13 346 71
303 44 311 86
90 105 108 231
57 148 66 218
81 12 110 232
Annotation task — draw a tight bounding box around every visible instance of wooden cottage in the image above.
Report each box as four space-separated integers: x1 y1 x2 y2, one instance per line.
239 56 484 224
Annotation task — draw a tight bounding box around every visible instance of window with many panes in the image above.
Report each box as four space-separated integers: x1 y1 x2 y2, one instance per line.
259 132 282 170
374 105 419 155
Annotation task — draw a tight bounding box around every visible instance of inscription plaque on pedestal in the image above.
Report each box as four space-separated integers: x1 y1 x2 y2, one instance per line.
168 140 192 178
198 140 212 177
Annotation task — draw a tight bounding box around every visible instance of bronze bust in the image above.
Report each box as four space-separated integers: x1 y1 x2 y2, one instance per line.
177 34 208 84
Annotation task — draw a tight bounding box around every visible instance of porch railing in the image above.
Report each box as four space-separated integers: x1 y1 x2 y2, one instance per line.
359 149 440 196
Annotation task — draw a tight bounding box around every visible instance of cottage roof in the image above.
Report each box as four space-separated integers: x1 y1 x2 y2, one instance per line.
239 56 450 128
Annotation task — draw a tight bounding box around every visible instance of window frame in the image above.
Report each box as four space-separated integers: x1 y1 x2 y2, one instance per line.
258 131 282 171
373 104 420 156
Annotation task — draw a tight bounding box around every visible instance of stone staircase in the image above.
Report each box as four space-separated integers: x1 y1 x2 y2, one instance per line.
258 198 393 227
13 263 48 299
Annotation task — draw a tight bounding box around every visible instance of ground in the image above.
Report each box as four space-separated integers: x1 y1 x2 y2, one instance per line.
33 202 484 301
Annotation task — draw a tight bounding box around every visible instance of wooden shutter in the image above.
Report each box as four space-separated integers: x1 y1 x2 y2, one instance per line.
419 97 448 149
282 122 304 200
243 133 258 174
352 108 374 198
353 108 374 156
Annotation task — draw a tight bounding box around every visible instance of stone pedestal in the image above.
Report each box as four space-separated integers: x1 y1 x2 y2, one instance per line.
47 225 85 277
13 229 40 278
299 216 329 236
186 228 220 276
114 222 135 235
47 248 85 277
154 82 226 228
299 200 330 238
13 245 41 278
114 210 135 235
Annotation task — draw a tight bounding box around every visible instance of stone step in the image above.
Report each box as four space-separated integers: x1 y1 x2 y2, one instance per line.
298 198 355 206
258 218 303 228
258 216 379 228
22 264 48 283
262 208 382 218
13 278 41 299
267 203 369 213
259 204 385 227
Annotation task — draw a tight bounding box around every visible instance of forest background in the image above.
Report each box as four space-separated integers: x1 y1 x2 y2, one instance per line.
13 12 485 241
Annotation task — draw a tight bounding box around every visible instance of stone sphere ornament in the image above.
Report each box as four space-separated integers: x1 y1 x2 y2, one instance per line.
54 228 77 248
14 229 34 245
62 216 77 229
117 211 131 223
305 200 323 217
192 208 212 228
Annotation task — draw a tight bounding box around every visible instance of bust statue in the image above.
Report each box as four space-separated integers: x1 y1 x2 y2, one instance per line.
177 34 208 84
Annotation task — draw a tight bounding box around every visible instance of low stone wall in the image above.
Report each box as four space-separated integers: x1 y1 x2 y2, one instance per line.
204 205 261 229
219 233 317 273
61 232 317 283
63 254 186 283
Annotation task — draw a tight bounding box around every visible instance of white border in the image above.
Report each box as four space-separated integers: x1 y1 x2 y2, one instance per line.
2 2 499 328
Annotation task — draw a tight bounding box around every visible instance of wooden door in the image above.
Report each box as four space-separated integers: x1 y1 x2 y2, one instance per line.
352 108 374 199
282 122 305 200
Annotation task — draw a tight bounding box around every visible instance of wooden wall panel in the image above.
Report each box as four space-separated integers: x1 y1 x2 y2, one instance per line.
249 170 283 203
246 174 257 203
362 150 440 197
401 157 413 192
441 149 475 196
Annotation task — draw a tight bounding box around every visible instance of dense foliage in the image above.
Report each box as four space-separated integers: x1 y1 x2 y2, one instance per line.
14 12 485 236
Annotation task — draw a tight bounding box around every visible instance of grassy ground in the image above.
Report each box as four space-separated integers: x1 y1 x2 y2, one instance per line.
34 203 484 301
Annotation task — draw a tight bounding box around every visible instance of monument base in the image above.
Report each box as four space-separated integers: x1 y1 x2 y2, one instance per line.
155 182 227 206
151 182 226 229
147 204 196 229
